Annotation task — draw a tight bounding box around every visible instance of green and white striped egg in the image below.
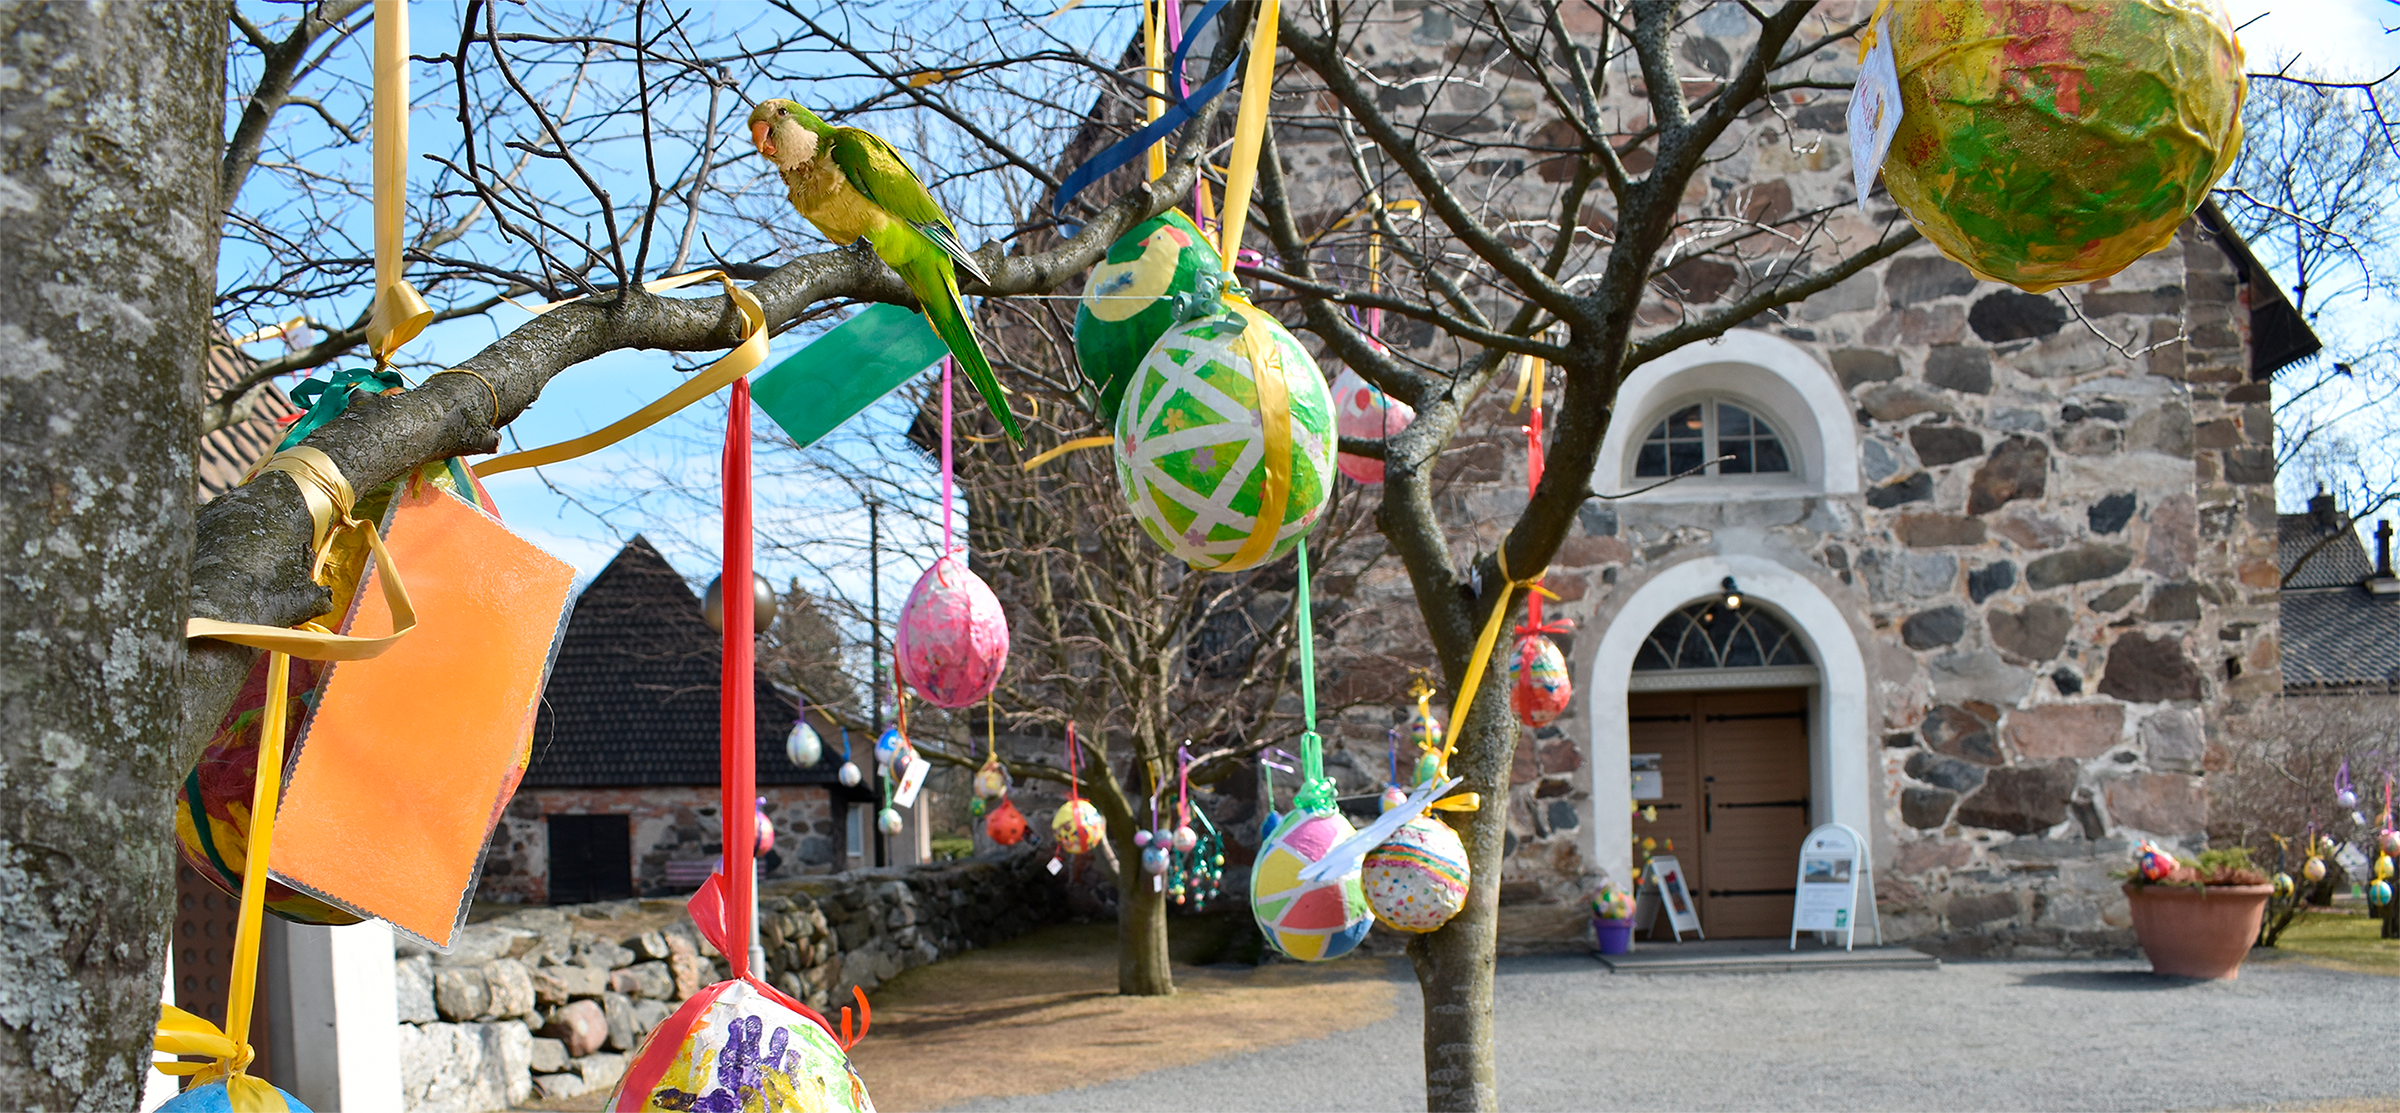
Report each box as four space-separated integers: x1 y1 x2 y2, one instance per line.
1112 298 1335 572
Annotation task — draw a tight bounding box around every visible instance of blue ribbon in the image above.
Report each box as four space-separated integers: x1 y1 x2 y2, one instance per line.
1051 0 1233 227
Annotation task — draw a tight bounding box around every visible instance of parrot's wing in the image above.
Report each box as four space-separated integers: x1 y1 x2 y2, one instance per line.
827 128 993 287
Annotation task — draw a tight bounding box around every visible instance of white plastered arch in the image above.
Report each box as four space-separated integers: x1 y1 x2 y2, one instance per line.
1595 329 1860 498
1587 554 1873 890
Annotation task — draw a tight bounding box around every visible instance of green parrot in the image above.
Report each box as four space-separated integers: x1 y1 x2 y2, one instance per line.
747 98 1021 442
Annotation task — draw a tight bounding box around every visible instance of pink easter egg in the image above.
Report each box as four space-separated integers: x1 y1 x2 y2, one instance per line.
894 552 1010 708
1332 368 1415 484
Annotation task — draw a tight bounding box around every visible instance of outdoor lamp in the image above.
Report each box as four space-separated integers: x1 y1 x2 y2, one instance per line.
1722 576 1742 611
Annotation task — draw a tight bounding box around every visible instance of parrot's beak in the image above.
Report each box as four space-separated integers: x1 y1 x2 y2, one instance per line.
752 120 774 160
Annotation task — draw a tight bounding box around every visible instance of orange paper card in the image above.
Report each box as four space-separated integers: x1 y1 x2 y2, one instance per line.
271 480 576 948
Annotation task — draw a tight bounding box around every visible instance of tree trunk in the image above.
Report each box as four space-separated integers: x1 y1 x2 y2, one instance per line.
0 3 225 1105
1114 829 1175 996
1408 654 1515 1112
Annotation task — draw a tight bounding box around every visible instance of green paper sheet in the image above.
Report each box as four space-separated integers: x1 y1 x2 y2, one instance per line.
752 303 949 448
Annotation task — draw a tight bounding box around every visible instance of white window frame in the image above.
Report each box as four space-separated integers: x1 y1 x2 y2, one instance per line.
1632 396 1801 481
1592 330 1859 500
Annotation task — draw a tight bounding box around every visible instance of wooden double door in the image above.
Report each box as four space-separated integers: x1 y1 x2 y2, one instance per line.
1629 688 1811 938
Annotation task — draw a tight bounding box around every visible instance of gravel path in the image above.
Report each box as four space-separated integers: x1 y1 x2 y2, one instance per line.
966 953 2391 1111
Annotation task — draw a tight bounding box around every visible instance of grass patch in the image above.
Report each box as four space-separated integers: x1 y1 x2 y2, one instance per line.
2269 908 2400 976
849 915 1401 1112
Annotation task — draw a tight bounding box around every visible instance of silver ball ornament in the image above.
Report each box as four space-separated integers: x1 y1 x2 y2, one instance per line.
877 807 904 834
838 762 862 787
1172 826 1197 853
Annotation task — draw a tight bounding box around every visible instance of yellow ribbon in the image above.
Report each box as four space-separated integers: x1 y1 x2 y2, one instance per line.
1145 0 1167 181
473 270 769 477
367 0 431 360
1216 295 1293 573
153 649 298 1111
1427 548 1552 813
185 448 418 660
1213 0 1281 269
1019 435 1116 472
1855 0 1899 62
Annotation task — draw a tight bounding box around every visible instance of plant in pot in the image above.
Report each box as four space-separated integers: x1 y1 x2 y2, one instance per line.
2120 843 2273 979
1591 883 1635 956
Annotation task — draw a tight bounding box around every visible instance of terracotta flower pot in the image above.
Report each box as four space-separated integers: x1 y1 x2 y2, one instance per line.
2121 882 2272 980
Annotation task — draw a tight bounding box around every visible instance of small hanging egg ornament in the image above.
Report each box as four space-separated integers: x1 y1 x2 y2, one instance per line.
877 807 904 835
973 757 1010 800
1405 702 1443 751
2272 872 2294 898
1250 810 1374 961
2376 855 2394 881
874 728 907 772
1508 633 1572 729
2383 829 2400 857
1172 825 1197 853
2338 787 2360 810
2303 855 2328 883
610 979 874 1113
1876 0 2246 293
985 797 1028 845
1142 845 1171 876
1331 367 1416 484
1361 815 1473 933
838 761 862 787
158 1077 314 1112
1412 749 1443 787
786 720 823 768
1112 299 1338 572
2136 841 2178 882
1154 827 1176 849
1076 209 1228 422
1380 785 1409 812
754 799 776 857
1052 799 1106 854
2373 879 2395 905
1134 829 1152 847
893 552 1010 708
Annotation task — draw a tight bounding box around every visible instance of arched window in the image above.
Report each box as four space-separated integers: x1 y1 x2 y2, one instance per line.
1633 400 1792 478
1629 598 1818 691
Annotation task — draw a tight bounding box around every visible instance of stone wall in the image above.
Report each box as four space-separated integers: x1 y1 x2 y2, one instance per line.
1256 1 2282 957
477 785 840 904
395 849 1062 1110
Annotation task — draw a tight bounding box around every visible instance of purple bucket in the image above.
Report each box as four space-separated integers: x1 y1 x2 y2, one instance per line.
1593 916 1633 955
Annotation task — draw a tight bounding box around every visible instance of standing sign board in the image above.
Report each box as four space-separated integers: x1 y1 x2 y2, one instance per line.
1789 822 1881 950
1637 855 1704 940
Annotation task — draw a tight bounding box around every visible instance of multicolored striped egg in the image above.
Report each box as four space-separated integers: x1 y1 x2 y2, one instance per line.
1509 634 1572 728
1362 815 1471 933
1251 811 1373 960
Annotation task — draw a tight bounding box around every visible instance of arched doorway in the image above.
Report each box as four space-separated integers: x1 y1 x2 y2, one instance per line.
1587 556 1874 936
1628 599 1817 936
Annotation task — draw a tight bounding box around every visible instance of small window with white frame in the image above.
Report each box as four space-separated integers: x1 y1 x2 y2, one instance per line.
1633 399 1794 478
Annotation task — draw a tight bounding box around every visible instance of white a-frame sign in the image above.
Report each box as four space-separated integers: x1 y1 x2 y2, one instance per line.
1789 822 1882 951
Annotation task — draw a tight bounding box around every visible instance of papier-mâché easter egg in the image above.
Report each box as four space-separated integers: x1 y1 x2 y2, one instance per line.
1331 367 1415 484
1879 0 2246 292
1113 298 1336 572
787 720 823 768
893 552 1009 709
1052 799 1105 854
1250 810 1373 961
1362 815 1471 933
1508 634 1572 728
985 797 1028 845
1077 209 1228 423
610 979 873 1113
158 1078 314 1113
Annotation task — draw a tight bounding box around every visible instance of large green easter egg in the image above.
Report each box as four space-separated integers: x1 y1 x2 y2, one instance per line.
1880 0 2245 292
1076 210 1226 424
1112 298 1335 572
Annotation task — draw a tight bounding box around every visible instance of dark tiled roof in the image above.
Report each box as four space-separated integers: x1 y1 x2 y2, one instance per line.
198 344 300 501
2276 514 2376 589
2281 587 2400 690
2197 201 2325 380
528 536 848 788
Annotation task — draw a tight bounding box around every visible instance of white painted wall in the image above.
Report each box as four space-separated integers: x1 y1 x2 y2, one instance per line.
276 920 403 1112
1586 554 1874 891
1593 329 1861 499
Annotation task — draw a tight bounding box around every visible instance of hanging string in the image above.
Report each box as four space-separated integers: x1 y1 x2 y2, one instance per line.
1214 0 1282 269
986 696 997 764
1290 540 1335 814
1177 743 1193 830
1065 721 1082 799
939 355 956 555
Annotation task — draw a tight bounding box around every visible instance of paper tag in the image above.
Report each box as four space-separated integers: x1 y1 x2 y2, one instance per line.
893 755 930 809
1047 856 1063 875
1848 21 1902 212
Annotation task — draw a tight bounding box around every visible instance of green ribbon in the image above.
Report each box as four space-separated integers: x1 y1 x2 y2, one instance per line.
1291 540 1335 815
278 368 408 451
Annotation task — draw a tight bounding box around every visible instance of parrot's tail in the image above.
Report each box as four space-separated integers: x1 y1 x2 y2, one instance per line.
910 259 1024 444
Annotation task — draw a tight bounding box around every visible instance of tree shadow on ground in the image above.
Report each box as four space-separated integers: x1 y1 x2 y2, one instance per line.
2010 969 2228 992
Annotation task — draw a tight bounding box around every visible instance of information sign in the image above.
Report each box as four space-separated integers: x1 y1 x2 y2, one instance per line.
1640 855 1703 941
1789 822 1881 950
